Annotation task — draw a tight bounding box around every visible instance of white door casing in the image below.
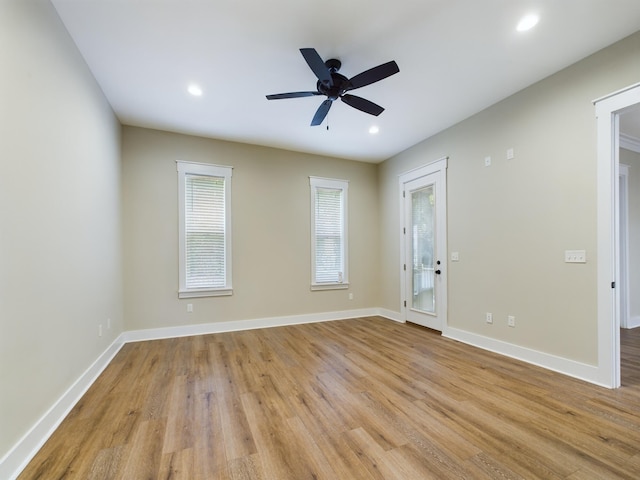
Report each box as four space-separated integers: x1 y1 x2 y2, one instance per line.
399 158 448 331
594 82 640 388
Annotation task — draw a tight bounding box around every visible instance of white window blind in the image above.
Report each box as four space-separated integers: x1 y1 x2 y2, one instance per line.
310 177 348 290
177 161 232 298
185 174 226 288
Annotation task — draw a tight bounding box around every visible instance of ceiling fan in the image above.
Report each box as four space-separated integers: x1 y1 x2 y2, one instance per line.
266 48 399 126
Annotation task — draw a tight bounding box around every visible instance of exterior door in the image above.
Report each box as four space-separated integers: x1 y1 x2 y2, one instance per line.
401 160 447 331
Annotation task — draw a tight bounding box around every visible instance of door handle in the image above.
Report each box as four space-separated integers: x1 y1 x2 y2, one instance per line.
435 269 441 275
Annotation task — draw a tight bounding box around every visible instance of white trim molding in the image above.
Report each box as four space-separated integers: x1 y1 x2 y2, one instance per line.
177 160 233 299
309 176 349 291
123 308 379 343
620 133 640 153
0 336 125 480
444 328 606 388
377 308 405 323
2 308 381 479
625 316 640 329
398 157 448 331
594 82 640 388
6 303 629 479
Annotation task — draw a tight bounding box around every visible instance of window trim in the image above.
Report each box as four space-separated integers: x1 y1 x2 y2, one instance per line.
309 176 349 291
177 160 233 298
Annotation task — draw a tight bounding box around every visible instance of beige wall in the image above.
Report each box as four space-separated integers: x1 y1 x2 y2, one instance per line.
0 0 123 459
622 148 640 324
379 31 640 365
122 127 379 331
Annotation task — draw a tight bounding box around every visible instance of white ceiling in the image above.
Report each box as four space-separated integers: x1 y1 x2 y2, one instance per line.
51 0 640 163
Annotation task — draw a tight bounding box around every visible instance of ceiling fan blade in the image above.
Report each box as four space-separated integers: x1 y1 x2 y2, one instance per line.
347 61 399 90
311 99 332 126
300 48 333 87
266 91 321 100
341 94 384 116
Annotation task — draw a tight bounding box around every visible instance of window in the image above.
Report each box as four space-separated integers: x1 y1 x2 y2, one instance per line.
177 161 232 298
310 176 348 290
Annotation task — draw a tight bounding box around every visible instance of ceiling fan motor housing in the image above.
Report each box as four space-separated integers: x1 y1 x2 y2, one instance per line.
317 72 349 100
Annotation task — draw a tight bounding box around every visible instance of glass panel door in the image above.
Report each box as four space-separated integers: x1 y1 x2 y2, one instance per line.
401 159 447 332
411 186 435 314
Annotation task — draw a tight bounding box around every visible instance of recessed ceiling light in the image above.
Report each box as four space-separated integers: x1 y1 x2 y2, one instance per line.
516 14 539 32
187 84 203 96
369 125 379 135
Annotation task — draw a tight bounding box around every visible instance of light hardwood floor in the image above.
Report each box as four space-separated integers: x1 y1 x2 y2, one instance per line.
19 318 640 479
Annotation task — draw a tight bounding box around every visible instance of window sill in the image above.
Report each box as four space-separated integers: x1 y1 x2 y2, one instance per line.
179 288 233 299
310 282 350 291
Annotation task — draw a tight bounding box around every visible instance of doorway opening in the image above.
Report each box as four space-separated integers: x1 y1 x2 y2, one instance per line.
594 83 640 388
619 108 640 387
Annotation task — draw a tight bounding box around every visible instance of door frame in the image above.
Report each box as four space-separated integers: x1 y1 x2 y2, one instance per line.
594 82 640 388
619 163 630 330
399 157 448 331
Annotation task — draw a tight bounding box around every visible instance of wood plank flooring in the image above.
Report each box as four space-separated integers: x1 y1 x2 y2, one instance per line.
19 318 640 479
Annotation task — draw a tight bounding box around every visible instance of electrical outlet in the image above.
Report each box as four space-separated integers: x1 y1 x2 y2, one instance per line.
451 252 460 262
348 293 354 300
484 156 491 167
187 303 193 313
98 324 103 337
486 312 493 324
508 315 515 327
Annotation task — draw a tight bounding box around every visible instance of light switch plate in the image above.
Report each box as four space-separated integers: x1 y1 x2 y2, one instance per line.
565 250 586 263
506 148 514 160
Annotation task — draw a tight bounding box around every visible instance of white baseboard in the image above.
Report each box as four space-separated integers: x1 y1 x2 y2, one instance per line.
623 315 640 329
376 308 404 323
4 307 389 478
4 308 611 479
123 307 381 343
0 335 126 480
443 327 608 388
2 307 383 479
